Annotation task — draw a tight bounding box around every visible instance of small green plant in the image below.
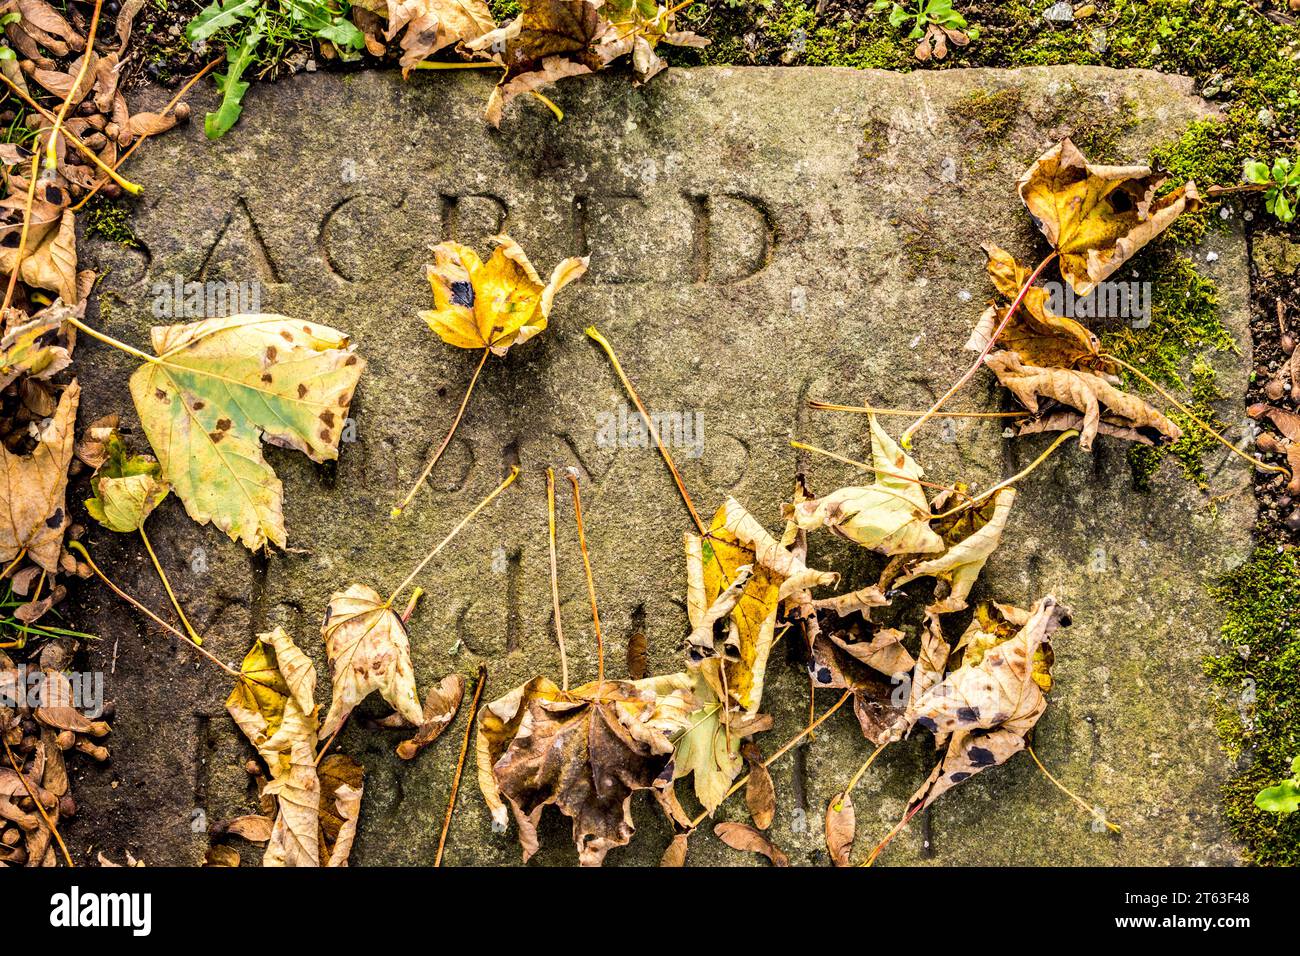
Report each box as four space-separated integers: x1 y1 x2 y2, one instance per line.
874 0 975 60
186 0 367 139
1244 155 1300 223
1255 755 1300 814
1 583 96 651
874 0 969 36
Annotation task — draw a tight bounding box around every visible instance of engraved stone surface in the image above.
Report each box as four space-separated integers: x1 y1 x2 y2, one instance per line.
72 65 1250 866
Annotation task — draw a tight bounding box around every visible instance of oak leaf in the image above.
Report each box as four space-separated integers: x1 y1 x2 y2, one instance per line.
789 415 945 556
984 350 1180 451
0 379 77 572
1018 138 1201 295
319 583 424 737
127 315 365 551
420 234 587 355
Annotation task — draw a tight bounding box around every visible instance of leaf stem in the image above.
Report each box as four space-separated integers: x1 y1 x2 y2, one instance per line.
1027 745 1121 833
688 688 852 829
393 347 492 518
63 315 161 364
47 0 104 173
0 153 40 315
529 90 564 121
0 548 27 581
810 400 1028 419
930 428 1078 521
1102 352 1290 478
139 523 204 646
413 60 502 70
833 740 890 813
566 470 603 686
901 251 1058 448
585 325 706 535
385 465 520 608
67 540 239 678
790 440 967 496
400 587 424 625
434 664 487 867
546 467 569 691
863 800 925 866
3 736 72 866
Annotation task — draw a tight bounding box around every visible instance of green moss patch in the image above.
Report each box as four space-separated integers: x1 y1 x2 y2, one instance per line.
1205 546 1300 865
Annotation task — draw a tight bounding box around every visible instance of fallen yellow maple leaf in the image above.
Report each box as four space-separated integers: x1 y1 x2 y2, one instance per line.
1018 138 1201 295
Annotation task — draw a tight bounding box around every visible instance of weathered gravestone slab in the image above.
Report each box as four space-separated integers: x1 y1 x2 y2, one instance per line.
72 65 1251 866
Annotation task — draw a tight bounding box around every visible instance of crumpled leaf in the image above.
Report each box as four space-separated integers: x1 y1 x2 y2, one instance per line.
380 0 495 75
468 0 706 125
396 672 464 759
805 610 912 745
894 487 1016 614
0 308 75 390
906 597 1070 814
319 583 424 737
84 431 170 533
1018 138 1201 296
713 821 788 866
127 314 365 551
984 350 1181 451
0 379 77 572
789 415 945 556
965 243 1110 372
686 497 838 713
0 209 77 306
669 670 771 815
263 738 321 867
318 753 364 867
420 234 587 356
225 627 318 778
826 789 855 867
477 672 695 865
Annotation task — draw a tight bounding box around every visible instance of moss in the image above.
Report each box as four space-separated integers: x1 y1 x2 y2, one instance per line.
84 197 141 249
488 0 520 21
952 86 1023 140
1166 357 1226 488
1066 96 1138 164
1204 546 1300 865
1103 254 1233 488
1102 253 1232 390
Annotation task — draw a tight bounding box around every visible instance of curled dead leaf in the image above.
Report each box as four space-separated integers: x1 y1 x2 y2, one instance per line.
826 789 855 867
713 821 788 866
